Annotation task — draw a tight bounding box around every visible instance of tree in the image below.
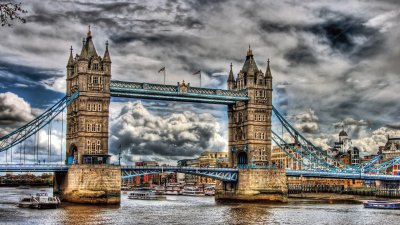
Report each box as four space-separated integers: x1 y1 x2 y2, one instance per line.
0 2 27 27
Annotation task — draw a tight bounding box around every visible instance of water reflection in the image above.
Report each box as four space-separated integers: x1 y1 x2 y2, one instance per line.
0 187 400 225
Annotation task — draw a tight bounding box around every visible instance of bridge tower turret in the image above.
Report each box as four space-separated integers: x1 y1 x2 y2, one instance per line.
55 27 120 205
217 46 287 202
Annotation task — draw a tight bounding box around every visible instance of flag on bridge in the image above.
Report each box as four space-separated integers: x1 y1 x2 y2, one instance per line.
158 66 166 84
192 70 201 75
158 66 165 73
192 70 202 87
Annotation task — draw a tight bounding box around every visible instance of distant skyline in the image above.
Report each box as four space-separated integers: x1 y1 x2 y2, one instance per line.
0 0 400 164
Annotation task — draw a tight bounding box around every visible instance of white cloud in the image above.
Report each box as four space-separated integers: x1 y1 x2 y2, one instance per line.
0 92 34 125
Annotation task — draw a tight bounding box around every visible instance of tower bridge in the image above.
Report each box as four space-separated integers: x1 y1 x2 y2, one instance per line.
1 28 399 204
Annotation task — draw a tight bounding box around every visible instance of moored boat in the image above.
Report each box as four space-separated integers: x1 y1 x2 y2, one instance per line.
204 187 215 196
128 189 166 200
363 200 400 209
182 185 205 196
18 193 61 209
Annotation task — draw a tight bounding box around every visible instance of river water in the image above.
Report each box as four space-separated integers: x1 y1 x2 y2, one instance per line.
0 187 400 225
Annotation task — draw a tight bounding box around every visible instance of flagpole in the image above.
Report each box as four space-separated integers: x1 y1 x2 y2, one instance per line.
200 70 202 87
164 66 166 85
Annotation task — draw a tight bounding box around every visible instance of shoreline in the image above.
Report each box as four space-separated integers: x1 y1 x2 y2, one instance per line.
288 193 400 203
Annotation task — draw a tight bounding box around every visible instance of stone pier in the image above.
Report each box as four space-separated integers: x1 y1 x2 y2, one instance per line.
215 168 288 202
54 164 121 204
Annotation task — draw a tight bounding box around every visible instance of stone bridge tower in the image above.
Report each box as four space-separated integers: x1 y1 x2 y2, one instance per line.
54 27 121 205
66 27 111 165
227 46 272 167
216 46 287 202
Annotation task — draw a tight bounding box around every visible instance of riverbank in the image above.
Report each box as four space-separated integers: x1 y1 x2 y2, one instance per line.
288 192 400 203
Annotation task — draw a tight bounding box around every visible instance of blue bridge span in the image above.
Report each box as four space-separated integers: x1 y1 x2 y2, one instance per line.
1 164 400 182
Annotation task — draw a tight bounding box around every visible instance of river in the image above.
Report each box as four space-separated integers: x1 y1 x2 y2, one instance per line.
0 187 399 224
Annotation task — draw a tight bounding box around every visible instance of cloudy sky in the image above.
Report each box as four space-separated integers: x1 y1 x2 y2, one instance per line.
0 0 399 164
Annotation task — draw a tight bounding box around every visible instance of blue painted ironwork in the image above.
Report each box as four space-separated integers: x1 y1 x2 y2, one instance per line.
121 166 238 182
1 164 399 181
356 155 382 169
366 156 400 172
272 106 397 173
0 164 68 172
110 80 249 104
0 92 79 153
286 170 400 181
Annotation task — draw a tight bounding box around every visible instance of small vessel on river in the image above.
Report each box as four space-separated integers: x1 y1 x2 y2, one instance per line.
128 189 166 200
18 193 60 209
363 200 400 209
182 185 205 196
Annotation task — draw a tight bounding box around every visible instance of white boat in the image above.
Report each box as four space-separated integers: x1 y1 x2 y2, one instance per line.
165 183 183 195
128 189 166 200
182 186 205 196
18 193 60 209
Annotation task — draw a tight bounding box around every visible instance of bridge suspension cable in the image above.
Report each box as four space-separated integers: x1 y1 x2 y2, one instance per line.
0 92 78 154
271 105 390 172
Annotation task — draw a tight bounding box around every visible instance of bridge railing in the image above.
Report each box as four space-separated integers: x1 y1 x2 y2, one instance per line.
110 80 249 103
120 166 238 172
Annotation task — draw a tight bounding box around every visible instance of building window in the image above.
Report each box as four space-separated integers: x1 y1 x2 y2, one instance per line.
97 140 101 151
92 76 99 84
97 104 101 111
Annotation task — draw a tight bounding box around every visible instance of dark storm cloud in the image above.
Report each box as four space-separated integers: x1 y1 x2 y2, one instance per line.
0 60 62 83
284 43 318 66
309 9 384 58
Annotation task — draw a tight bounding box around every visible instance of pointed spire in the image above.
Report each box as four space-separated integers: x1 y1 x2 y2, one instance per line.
67 46 74 66
87 25 92 38
228 62 234 82
265 58 272 78
79 38 88 60
103 40 111 63
85 25 98 58
247 44 253 56
242 45 258 72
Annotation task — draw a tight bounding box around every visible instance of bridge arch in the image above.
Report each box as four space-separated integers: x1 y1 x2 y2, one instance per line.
121 167 238 182
67 144 78 165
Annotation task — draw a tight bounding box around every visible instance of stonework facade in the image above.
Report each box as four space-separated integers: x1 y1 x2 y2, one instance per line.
227 47 273 167
66 27 112 165
54 165 121 204
215 168 288 202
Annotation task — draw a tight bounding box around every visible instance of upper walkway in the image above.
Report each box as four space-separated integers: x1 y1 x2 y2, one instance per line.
110 80 250 104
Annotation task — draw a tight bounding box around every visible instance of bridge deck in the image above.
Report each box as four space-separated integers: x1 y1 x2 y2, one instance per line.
110 80 249 104
1 165 399 181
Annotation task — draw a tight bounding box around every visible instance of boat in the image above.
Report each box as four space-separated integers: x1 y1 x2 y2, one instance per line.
18 193 61 209
204 187 215 196
164 183 183 195
182 186 205 196
153 185 166 195
16 185 30 189
128 189 166 200
363 200 400 209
